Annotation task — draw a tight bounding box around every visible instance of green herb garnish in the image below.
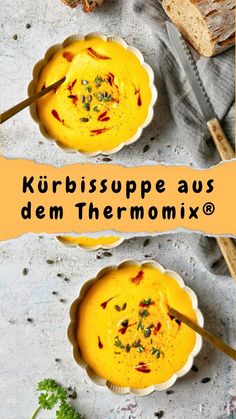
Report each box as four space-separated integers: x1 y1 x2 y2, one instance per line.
143 328 152 338
114 335 124 349
139 309 149 318
30 378 81 419
102 93 113 102
141 298 154 306
150 347 161 358
137 344 145 353
125 344 131 353
86 86 92 93
137 320 143 330
132 339 141 348
93 106 99 112
95 75 105 86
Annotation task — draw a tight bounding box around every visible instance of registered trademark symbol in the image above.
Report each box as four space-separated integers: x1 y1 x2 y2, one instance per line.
203 202 215 215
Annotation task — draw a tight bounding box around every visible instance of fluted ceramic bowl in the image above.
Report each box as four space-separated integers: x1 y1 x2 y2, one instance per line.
68 259 203 396
56 235 124 251
28 32 158 156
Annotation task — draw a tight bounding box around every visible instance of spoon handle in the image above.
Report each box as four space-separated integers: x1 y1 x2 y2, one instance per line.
169 306 236 361
0 77 66 124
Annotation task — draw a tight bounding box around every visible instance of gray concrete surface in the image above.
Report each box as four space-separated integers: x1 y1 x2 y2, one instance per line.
0 1 236 419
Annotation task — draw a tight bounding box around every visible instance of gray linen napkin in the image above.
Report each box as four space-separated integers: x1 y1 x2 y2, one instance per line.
133 0 235 276
133 0 235 168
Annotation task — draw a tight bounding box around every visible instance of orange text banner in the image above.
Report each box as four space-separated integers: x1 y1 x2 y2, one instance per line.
0 157 235 241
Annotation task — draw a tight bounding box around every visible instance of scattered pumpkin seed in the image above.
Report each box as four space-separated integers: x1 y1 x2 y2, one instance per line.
22 267 28 276
143 144 150 153
121 319 129 327
201 377 211 384
80 117 89 122
154 411 164 418
143 238 150 247
83 103 90 111
81 80 88 85
122 303 127 311
166 390 174 395
87 95 92 103
81 95 85 103
103 251 112 257
114 305 121 312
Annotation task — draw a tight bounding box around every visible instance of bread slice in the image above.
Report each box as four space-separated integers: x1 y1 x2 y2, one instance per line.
163 0 235 57
62 0 104 11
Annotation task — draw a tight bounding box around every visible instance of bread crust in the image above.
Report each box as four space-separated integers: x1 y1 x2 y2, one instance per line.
62 0 80 8
163 0 235 56
62 0 104 11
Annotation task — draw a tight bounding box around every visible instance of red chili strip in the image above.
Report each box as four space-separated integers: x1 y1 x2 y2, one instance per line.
153 322 162 335
63 51 74 62
67 79 77 93
137 92 142 106
100 296 115 309
98 111 107 121
167 312 175 321
87 47 111 60
135 362 151 373
51 109 64 124
90 128 108 136
100 117 110 122
107 72 114 86
131 270 144 285
98 336 103 349
139 301 155 308
118 322 137 335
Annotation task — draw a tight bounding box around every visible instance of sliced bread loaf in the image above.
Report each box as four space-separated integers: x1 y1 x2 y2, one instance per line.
163 0 235 57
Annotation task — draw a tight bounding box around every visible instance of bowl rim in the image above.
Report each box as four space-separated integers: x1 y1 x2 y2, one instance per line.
55 235 124 251
67 259 204 396
28 32 158 157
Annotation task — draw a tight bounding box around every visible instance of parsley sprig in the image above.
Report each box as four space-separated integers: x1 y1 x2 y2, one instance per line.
31 379 81 419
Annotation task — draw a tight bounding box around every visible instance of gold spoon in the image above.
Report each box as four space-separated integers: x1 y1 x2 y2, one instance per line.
169 306 236 361
0 77 66 124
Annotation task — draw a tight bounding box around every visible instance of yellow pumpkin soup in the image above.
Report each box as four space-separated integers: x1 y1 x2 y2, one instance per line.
58 235 121 248
77 264 197 389
36 37 152 153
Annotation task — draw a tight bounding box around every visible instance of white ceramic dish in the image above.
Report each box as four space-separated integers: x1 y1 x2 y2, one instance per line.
55 235 124 251
68 259 203 396
28 32 158 156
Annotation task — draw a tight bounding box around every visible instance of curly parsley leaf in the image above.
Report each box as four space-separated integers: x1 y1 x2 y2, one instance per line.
31 378 81 419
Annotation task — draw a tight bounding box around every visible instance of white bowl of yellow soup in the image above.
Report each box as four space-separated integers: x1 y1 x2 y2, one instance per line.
68 260 203 396
56 235 124 251
28 33 157 156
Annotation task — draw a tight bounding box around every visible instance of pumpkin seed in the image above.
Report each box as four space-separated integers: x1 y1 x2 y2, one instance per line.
80 117 89 122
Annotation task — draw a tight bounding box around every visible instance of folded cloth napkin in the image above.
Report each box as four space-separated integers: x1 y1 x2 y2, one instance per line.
133 0 235 169
134 0 235 276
